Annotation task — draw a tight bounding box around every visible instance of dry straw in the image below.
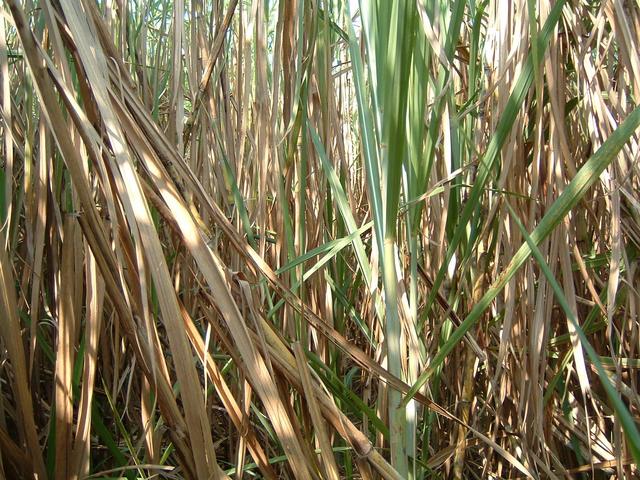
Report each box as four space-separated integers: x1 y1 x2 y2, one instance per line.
0 0 639 478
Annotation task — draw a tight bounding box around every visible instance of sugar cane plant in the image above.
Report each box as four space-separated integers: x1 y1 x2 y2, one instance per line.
1 0 639 479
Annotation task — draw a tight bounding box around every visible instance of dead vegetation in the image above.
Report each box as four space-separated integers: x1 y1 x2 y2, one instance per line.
0 0 639 478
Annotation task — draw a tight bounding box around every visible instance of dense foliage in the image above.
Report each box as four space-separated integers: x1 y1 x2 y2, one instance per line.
0 0 639 478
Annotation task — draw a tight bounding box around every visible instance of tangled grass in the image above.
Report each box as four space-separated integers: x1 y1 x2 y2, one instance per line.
0 0 639 478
